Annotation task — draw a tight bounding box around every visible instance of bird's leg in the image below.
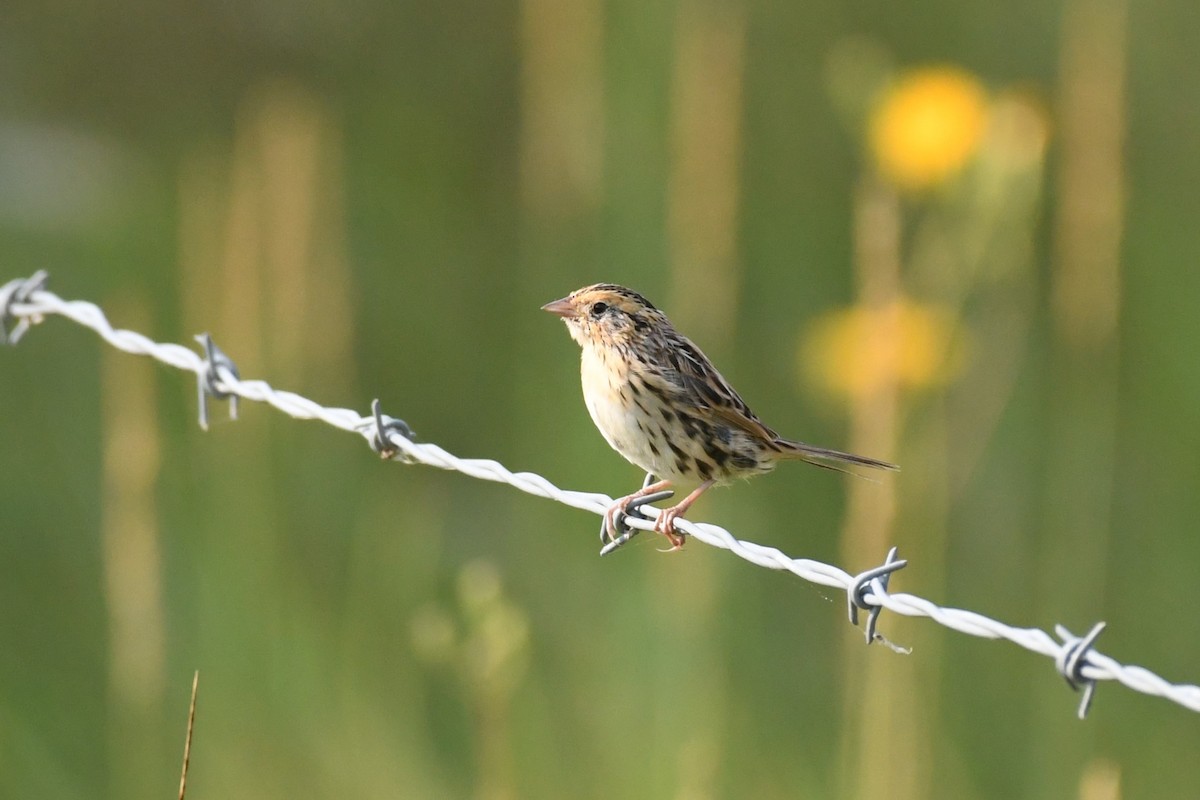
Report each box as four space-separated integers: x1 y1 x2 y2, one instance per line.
604 475 672 543
655 479 716 550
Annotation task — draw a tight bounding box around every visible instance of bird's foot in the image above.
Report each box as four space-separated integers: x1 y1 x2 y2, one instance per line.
602 500 628 543
649 479 716 552
602 480 673 544
653 506 688 551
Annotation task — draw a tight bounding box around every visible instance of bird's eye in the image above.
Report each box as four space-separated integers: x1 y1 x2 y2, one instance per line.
590 301 609 316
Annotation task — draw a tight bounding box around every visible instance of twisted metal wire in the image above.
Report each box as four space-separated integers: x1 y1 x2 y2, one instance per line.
4 272 1199 717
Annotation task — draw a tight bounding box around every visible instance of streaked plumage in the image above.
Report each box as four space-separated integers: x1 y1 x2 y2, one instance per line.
544 283 897 548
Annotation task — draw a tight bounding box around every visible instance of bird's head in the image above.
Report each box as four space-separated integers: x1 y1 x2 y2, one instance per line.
542 284 665 350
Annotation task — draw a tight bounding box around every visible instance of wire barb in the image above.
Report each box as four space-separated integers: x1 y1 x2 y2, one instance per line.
847 546 908 645
0 270 49 345
5 272 1200 717
1055 622 1106 719
194 333 240 431
367 398 416 460
599 472 676 556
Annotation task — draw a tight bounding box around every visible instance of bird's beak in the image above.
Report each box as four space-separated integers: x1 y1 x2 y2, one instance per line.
541 297 575 318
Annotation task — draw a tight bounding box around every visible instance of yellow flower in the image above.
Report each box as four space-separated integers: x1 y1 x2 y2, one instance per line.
801 299 965 398
869 67 988 190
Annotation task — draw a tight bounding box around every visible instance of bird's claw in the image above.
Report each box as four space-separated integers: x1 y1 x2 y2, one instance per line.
602 504 625 543
599 486 675 552
652 507 688 551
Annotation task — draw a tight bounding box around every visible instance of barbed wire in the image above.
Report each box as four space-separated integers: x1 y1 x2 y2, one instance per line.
4 271 1199 718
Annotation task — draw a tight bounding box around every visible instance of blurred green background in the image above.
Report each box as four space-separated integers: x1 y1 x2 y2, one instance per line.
2 0 1199 797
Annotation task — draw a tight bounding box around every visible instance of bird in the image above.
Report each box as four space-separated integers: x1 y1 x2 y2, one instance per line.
543 283 898 549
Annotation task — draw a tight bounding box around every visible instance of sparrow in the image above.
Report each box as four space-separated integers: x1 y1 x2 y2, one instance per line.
544 283 897 548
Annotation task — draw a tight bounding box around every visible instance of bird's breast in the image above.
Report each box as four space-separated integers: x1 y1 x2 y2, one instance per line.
579 345 681 480
579 345 636 450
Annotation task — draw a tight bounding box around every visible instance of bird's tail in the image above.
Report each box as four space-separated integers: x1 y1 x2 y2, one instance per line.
773 439 899 474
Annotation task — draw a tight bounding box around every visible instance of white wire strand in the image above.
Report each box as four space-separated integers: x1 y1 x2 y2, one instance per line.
5 274 1200 716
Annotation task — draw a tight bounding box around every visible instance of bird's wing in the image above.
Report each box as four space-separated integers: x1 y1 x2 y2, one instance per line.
641 328 899 475
648 332 781 442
